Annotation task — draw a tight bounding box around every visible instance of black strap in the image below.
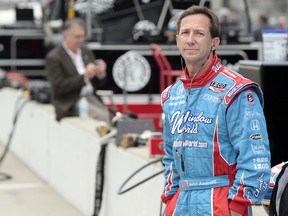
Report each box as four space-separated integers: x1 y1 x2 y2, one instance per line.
269 163 288 216
92 143 108 216
279 183 288 216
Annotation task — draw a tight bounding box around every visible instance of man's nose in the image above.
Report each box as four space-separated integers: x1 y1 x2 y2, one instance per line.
186 33 196 44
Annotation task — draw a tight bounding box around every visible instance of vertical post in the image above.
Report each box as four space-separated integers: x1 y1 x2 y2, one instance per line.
86 0 93 40
157 0 171 30
67 0 75 19
243 0 252 34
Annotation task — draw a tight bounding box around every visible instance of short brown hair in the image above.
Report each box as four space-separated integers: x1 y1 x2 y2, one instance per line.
176 5 220 38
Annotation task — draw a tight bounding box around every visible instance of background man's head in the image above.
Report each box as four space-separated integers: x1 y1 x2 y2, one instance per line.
62 18 86 52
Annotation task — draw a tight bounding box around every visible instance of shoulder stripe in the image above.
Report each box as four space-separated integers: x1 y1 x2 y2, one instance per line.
221 69 258 104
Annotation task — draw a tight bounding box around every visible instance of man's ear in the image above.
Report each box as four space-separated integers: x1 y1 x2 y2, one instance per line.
175 36 178 47
212 37 221 50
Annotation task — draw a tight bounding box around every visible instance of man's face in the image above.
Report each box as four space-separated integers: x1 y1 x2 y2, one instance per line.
176 14 216 67
64 25 85 52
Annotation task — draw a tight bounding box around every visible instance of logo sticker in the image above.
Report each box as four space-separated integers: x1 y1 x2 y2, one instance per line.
250 120 260 131
246 92 255 105
203 94 222 104
208 81 227 93
250 134 264 140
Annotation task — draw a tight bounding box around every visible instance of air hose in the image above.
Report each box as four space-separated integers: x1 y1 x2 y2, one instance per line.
0 91 30 181
117 157 164 195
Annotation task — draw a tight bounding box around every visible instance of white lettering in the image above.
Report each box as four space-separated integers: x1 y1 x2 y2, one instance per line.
170 111 213 135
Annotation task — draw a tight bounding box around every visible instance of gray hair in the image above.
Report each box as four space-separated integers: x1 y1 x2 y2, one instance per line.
62 18 86 34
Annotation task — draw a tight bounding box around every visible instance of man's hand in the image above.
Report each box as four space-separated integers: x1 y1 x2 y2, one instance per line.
94 59 107 79
85 59 106 80
85 63 98 80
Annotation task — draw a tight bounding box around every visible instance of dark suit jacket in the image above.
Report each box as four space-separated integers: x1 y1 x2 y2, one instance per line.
45 45 107 121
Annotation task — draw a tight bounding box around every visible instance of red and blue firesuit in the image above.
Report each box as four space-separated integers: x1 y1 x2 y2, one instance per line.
161 55 271 216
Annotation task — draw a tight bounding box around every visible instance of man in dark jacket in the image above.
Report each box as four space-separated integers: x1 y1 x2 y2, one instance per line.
45 18 110 124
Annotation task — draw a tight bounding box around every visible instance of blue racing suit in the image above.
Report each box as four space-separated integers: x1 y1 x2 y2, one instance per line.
161 55 271 216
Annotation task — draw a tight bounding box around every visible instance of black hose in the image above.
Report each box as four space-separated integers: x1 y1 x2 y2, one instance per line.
117 157 164 195
0 96 29 165
0 94 29 181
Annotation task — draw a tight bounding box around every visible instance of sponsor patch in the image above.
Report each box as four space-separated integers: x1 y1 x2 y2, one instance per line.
250 119 260 130
247 172 268 198
250 133 264 140
246 92 255 105
161 88 171 106
182 180 189 188
251 144 266 155
173 140 208 149
176 85 184 95
226 83 244 98
223 69 237 78
244 110 261 118
203 94 222 104
208 81 226 93
162 89 169 99
212 60 222 73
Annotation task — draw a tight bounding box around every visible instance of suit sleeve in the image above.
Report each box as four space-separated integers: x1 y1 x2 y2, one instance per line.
226 89 271 214
45 51 85 97
161 103 181 204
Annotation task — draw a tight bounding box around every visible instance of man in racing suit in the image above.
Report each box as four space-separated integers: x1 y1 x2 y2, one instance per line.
161 6 271 216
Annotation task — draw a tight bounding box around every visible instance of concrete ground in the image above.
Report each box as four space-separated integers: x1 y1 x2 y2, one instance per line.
0 144 83 216
0 144 268 216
